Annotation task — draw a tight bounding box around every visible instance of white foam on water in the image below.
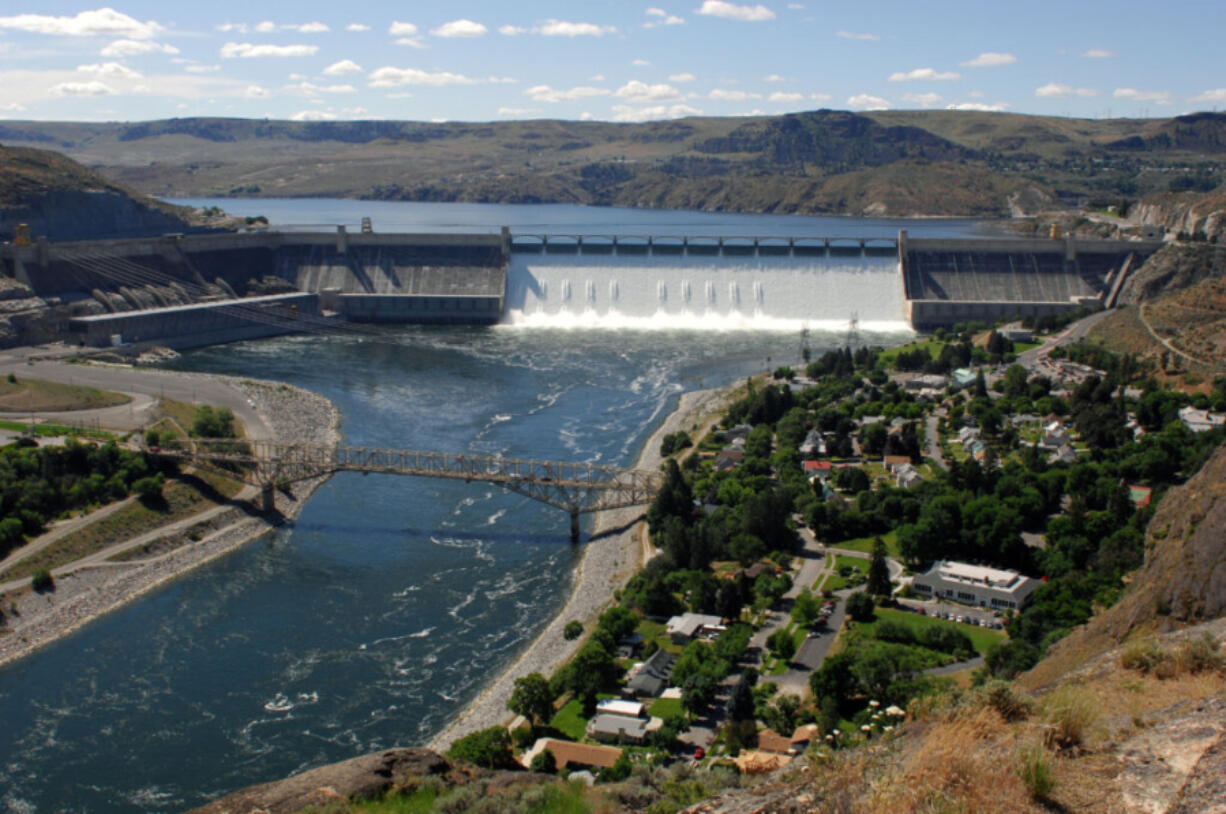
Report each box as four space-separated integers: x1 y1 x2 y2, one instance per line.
503 253 912 333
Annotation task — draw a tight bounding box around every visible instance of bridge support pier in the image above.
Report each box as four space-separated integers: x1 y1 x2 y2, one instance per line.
261 482 276 513
569 509 580 543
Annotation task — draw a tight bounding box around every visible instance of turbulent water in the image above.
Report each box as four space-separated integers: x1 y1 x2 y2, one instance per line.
0 201 983 812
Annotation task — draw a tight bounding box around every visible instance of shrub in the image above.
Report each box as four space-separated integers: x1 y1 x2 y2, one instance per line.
599 753 632 783
1043 686 1099 749
767 628 797 661
510 724 535 749
529 748 557 774
981 680 1031 722
1016 744 1055 801
563 620 583 640
144 429 160 447
31 569 55 593
132 473 165 502
1119 637 1163 673
1174 633 1224 675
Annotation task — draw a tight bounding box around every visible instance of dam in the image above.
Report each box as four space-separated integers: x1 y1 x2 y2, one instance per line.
0 226 1162 349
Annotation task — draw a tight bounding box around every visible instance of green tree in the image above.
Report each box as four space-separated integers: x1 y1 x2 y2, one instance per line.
727 673 756 722
508 672 554 727
845 591 876 622
31 568 54 593
566 639 615 713
768 628 797 661
447 726 515 769
986 640 1039 679
563 620 583 640
529 748 557 774
596 606 638 641
866 538 892 599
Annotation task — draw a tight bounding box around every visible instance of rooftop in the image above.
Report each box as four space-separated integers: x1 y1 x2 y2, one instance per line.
928 560 1030 592
522 739 623 770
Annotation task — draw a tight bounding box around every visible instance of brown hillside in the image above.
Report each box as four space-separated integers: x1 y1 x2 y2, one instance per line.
1017 445 1226 691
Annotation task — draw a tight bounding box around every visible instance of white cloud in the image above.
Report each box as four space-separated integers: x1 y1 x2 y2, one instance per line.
632 59 651 66
889 68 961 82
288 73 306 81
1083 48 1115 58
764 74 784 82
323 59 363 76
709 88 761 101
580 112 594 120
51 80 115 96
1114 87 1171 103
499 25 526 35
960 52 1016 67
788 2 804 7
696 1 775 21
537 20 617 36
254 21 277 33
809 92 831 101
0 8 162 39
902 92 942 107
589 74 606 81
216 23 246 33
847 93 890 110
643 9 685 27
669 72 696 82
616 80 683 102
221 42 319 58
77 62 142 79
1035 82 1071 97
489 76 518 84
768 91 804 102
184 64 220 74
289 82 357 95
284 22 329 33
368 67 478 87
389 21 419 36
432 19 488 38
837 30 878 41
524 84 610 102
290 109 336 121
395 38 426 48
100 39 178 57
347 23 370 32
610 103 701 121
1190 88 1226 104
968 90 984 97
245 85 270 98
0 102 28 112
947 102 1007 111
498 106 541 116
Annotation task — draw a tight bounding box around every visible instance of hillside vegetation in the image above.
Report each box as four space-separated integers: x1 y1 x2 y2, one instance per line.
4 109 1224 218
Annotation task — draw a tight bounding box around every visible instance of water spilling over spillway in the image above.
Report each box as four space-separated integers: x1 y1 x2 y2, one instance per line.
504 253 909 332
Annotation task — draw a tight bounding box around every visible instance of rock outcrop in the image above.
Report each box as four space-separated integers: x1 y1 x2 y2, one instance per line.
190 748 450 814
1116 243 1225 305
1132 189 1226 243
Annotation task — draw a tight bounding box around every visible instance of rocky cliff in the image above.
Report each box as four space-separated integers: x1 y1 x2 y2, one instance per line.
1131 189 1226 243
1116 243 1226 305
0 143 192 242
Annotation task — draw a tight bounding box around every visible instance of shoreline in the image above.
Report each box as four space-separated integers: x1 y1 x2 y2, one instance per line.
427 380 741 752
0 374 341 673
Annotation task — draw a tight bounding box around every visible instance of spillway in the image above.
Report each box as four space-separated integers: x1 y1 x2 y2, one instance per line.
504 252 909 332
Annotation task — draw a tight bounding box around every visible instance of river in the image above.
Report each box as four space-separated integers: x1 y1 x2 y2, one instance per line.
0 202 983 812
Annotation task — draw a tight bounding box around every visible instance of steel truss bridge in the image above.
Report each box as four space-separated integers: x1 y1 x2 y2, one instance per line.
152 439 664 540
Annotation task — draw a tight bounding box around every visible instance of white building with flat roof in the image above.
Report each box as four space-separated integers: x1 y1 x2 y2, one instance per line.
912 560 1039 611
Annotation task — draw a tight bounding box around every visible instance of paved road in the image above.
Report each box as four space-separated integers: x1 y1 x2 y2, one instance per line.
1016 310 1113 370
925 413 948 471
925 655 985 677
0 353 270 441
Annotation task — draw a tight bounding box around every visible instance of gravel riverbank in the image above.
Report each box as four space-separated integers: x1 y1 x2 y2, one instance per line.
0 374 340 672
428 381 740 751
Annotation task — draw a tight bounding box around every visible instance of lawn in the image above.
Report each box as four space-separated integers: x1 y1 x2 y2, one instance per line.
648 697 682 720
0 419 115 440
858 608 1006 656
763 621 809 676
831 531 900 558
1012 340 1044 354
834 555 868 574
879 337 949 368
0 376 129 413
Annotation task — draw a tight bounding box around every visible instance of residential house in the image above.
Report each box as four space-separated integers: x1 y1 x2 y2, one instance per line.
665 612 725 644
723 424 753 442
803 459 833 479
1050 444 1078 465
882 454 911 471
895 463 923 489
912 560 1039 610
957 426 980 447
951 368 978 389
624 649 676 698
520 738 623 772
1179 407 1226 433
586 703 663 744
1129 485 1153 508
756 728 796 755
713 449 744 472
799 429 826 456
1039 421 1069 450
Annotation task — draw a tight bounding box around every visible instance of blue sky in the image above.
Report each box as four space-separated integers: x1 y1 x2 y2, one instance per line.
0 2 1222 123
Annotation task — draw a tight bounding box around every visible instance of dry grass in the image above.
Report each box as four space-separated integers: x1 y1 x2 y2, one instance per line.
1042 685 1101 750
0 376 129 413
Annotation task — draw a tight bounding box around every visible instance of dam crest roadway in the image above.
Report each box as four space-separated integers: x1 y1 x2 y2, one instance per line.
151 437 665 541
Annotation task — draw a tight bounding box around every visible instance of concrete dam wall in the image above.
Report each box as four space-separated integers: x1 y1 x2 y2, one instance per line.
0 228 1165 348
